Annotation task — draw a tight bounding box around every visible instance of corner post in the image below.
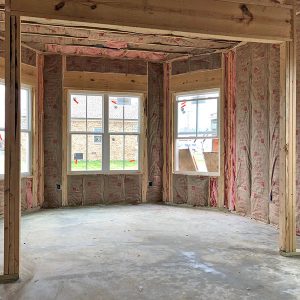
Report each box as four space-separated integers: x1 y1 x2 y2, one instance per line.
2 11 21 280
279 38 297 254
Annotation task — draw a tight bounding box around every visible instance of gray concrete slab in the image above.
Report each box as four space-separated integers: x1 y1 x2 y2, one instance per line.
0 204 299 300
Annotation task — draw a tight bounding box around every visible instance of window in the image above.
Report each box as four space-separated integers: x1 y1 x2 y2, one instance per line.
174 89 220 175
69 91 141 173
0 83 32 176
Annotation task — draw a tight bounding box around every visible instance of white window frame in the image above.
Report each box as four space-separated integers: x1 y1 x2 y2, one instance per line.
67 90 143 175
0 82 32 178
174 88 220 177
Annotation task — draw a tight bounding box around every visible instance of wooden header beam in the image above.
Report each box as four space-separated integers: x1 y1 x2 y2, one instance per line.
9 0 292 43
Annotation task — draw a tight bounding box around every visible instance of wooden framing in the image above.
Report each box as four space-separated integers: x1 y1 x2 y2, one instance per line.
141 93 148 203
63 71 147 93
61 56 68 206
0 58 37 86
3 12 21 281
37 54 44 208
162 63 173 202
170 69 222 93
218 56 225 208
9 0 293 43
1 0 298 282
279 40 298 254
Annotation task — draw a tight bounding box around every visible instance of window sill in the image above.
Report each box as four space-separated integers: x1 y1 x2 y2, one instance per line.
67 171 142 176
173 171 220 177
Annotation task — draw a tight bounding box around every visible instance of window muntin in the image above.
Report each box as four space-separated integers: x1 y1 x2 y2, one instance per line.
0 83 32 176
69 92 141 173
175 90 220 175
70 93 103 172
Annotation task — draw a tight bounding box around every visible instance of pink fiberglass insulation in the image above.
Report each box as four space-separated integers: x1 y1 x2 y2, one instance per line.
234 43 300 235
67 174 142 205
235 44 252 216
249 44 270 223
268 45 280 227
173 174 209 206
209 177 218 207
224 51 237 211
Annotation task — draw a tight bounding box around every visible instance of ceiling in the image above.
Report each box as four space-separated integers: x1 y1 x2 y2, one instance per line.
0 10 241 62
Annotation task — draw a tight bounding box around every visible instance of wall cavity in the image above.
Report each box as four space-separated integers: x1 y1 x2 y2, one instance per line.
43 55 63 208
235 43 284 228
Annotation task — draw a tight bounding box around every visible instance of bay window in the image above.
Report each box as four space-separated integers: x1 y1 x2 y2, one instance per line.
0 83 32 176
69 91 141 173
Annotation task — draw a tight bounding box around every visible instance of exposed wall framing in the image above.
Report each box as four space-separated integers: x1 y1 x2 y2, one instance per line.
1 0 298 281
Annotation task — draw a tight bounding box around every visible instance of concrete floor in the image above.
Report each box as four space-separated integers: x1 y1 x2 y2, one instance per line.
0 205 299 300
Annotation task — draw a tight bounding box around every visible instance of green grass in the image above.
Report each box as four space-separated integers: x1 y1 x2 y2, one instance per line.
71 160 138 171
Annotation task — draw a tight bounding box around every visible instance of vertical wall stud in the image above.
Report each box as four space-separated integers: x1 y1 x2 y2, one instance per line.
1 12 21 281
279 40 297 255
163 63 173 202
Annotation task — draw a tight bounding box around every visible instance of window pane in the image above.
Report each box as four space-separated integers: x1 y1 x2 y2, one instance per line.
109 96 140 133
0 131 4 174
177 100 197 137
197 99 218 137
21 89 29 130
124 135 139 170
124 97 139 133
21 132 30 173
0 84 5 129
124 97 139 119
71 134 87 171
124 120 139 133
87 134 102 171
175 138 219 173
87 95 103 132
71 94 86 132
110 135 124 170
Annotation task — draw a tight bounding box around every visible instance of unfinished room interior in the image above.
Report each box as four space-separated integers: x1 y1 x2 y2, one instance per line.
0 0 300 299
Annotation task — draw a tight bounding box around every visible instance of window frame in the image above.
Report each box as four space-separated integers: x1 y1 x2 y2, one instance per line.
173 88 220 177
0 81 33 178
67 90 143 175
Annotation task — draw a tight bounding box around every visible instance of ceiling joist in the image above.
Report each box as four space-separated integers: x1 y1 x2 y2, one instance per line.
8 0 292 43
